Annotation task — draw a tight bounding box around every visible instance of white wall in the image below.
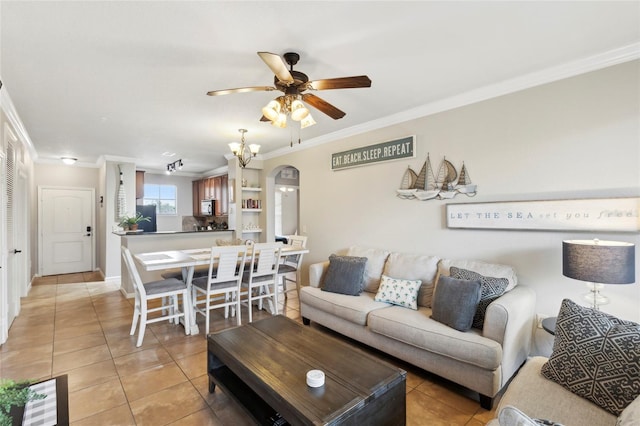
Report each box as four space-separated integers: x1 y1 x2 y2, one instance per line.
264 61 640 324
140 172 194 232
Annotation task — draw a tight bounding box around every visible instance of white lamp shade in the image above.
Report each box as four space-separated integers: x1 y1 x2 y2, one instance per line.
272 113 287 128
228 142 241 155
290 100 309 121
249 144 260 155
300 113 316 129
262 100 281 121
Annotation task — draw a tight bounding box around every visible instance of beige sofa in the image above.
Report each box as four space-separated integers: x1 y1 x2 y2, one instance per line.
488 357 616 425
299 247 536 409
488 356 640 426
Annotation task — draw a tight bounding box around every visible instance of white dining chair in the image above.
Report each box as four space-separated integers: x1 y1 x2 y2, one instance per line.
121 246 191 347
278 235 308 300
191 245 248 335
241 242 282 322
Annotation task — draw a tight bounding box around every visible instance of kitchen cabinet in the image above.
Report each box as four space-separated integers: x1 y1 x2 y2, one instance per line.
192 174 228 216
212 175 229 216
136 171 145 199
192 180 202 216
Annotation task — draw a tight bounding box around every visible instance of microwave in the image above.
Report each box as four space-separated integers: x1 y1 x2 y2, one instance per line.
200 199 216 216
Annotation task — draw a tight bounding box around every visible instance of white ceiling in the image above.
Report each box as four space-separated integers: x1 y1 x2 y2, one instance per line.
1 1 639 174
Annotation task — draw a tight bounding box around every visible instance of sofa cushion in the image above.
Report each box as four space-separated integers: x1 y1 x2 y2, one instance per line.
450 266 509 329
541 299 640 416
374 275 421 310
618 395 640 426
495 357 617 426
300 286 390 326
431 275 482 332
438 259 517 292
367 305 502 370
383 252 440 307
321 254 367 296
347 246 390 293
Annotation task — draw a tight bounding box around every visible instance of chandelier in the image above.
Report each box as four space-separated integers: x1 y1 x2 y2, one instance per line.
228 129 260 168
262 95 316 129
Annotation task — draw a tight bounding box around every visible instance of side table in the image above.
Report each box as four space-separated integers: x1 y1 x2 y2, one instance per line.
541 317 557 335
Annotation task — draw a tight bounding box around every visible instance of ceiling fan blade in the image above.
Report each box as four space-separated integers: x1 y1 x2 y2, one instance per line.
260 115 270 122
302 93 346 119
206 86 275 96
257 52 294 84
308 75 371 91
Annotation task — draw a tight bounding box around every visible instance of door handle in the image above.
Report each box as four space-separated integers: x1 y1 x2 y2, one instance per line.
13 249 22 254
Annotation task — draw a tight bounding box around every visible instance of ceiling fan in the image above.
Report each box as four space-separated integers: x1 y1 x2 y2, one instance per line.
206 52 371 128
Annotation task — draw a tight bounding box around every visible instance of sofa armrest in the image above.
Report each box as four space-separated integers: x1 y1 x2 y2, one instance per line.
483 285 536 388
308 261 330 288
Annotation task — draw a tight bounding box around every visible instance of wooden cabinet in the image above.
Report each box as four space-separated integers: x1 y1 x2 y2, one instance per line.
192 180 202 216
136 171 145 199
192 174 229 216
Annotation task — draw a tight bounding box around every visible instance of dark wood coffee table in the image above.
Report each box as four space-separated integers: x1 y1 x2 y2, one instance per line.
207 315 406 425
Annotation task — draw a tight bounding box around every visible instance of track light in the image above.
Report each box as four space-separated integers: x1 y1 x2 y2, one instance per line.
166 159 183 174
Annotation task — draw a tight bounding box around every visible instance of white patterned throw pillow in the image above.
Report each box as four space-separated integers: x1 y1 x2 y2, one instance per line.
374 275 421 310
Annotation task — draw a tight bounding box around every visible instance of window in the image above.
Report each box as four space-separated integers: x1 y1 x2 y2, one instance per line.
143 184 177 215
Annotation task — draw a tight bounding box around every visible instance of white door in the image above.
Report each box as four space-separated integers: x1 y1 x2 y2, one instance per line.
0 151 7 343
5 141 19 329
40 187 94 276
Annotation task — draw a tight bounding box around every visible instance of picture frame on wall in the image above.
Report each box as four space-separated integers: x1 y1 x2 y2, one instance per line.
446 197 639 232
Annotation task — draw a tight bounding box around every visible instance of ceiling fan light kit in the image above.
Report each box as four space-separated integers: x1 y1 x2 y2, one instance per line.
207 51 371 134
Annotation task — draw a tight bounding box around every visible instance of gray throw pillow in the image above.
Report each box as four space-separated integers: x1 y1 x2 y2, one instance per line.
450 266 509 329
321 254 367 296
541 299 640 416
431 275 481 332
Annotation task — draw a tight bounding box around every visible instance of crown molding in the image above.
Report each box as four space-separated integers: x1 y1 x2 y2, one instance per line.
0 85 38 160
35 157 100 168
263 43 640 160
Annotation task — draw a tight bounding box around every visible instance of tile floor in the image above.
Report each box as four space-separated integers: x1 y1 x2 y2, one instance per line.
2 274 498 425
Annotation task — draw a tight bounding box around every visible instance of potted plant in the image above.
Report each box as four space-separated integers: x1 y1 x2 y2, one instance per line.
0 379 46 426
119 212 151 231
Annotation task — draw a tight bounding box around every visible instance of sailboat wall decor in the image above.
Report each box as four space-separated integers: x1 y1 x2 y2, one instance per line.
396 155 477 200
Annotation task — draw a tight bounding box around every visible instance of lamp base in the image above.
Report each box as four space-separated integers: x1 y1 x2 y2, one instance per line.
583 282 609 310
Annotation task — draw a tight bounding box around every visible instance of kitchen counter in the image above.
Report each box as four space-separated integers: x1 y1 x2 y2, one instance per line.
113 229 232 236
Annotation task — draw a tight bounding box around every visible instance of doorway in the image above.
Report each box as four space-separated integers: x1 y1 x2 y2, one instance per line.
39 187 95 276
273 166 300 238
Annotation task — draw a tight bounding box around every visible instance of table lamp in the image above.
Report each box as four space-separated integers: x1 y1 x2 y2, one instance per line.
562 239 635 310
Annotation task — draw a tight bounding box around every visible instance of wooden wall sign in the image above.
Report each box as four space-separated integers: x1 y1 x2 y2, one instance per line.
446 197 640 232
331 136 415 170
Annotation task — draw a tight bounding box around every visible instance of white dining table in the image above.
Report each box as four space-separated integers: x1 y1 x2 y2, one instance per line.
133 245 309 335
